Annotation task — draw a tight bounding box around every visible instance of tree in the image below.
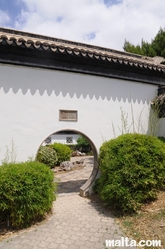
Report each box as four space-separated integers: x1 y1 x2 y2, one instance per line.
76 136 91 153
151 28 165 58
123 28 165 59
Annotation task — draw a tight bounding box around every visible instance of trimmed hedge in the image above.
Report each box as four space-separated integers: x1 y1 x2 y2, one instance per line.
37 146 58 168
98 134 165 214
50 143 71 165
0 161 56 228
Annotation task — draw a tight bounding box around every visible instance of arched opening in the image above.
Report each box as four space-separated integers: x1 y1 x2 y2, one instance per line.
37 129 99 197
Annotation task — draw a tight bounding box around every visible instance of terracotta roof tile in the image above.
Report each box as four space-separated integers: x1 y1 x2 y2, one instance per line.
0 27 165 72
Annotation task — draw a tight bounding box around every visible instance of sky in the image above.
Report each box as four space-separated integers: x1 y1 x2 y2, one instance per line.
0 0 165 51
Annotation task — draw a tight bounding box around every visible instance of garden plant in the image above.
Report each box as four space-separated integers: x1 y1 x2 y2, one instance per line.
49 143 71 165
36 145 58 168
98 134 165 214
0 161 56 228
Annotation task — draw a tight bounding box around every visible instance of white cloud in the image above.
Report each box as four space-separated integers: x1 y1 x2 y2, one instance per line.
5 0 165 50
0 10 10 27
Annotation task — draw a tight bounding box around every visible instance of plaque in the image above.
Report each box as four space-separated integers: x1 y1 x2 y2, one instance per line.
59 110 78 121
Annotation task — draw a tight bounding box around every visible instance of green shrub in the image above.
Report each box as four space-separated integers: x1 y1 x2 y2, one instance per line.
50 143 71 165
0 161 56 228
98 134 165 214
67 144 76 152
37 146 58 168
158 136 165 143
92 178 100 194
76 136 92 153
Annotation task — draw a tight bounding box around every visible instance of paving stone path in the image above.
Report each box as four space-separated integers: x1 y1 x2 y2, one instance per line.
0 156 135 249
56 156 94 196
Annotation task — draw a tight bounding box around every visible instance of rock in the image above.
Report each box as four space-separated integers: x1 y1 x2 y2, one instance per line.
72 150 86 156
71 150 80 156
79 158 85 164
60 161 74 171
73 159 85 165
53 158 86 173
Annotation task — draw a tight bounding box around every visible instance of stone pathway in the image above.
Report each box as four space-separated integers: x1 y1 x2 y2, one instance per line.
0 156 135 249
56 156 94 196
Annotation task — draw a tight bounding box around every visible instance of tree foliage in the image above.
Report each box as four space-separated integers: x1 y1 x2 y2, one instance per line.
123 28 165 59
76 136 91 153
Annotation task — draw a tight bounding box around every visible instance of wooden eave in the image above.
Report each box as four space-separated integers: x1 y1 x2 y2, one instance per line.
0 27 165 85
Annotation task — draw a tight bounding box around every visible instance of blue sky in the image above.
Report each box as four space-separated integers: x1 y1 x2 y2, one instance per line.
0 0 165 50
0 0 25 19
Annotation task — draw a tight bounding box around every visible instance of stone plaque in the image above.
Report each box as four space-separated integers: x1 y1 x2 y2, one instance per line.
59 110 78 121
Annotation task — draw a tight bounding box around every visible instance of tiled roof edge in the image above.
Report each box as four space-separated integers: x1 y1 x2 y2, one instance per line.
0 27 142 58
0 27 165 71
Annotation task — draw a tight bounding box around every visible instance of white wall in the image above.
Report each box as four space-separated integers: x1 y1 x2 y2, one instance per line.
0 63 158 162
43 134 80 145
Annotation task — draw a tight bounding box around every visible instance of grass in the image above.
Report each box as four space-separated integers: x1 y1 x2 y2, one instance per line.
116 190 165 249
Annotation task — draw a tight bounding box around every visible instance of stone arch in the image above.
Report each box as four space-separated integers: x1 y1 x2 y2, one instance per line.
37 128 99 197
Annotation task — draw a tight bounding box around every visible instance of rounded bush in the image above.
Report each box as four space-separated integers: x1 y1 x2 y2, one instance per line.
0 161 56 228
50 143 71 165
98 134 165 213
37 146 58 168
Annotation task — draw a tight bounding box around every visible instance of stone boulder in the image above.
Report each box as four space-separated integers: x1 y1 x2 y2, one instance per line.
72 150 86 157
60 161 74 171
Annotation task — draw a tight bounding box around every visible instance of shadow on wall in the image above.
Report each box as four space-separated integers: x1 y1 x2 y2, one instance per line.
0 66 156 104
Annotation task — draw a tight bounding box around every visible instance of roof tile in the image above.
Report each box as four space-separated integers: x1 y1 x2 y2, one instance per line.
0 27 165 72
